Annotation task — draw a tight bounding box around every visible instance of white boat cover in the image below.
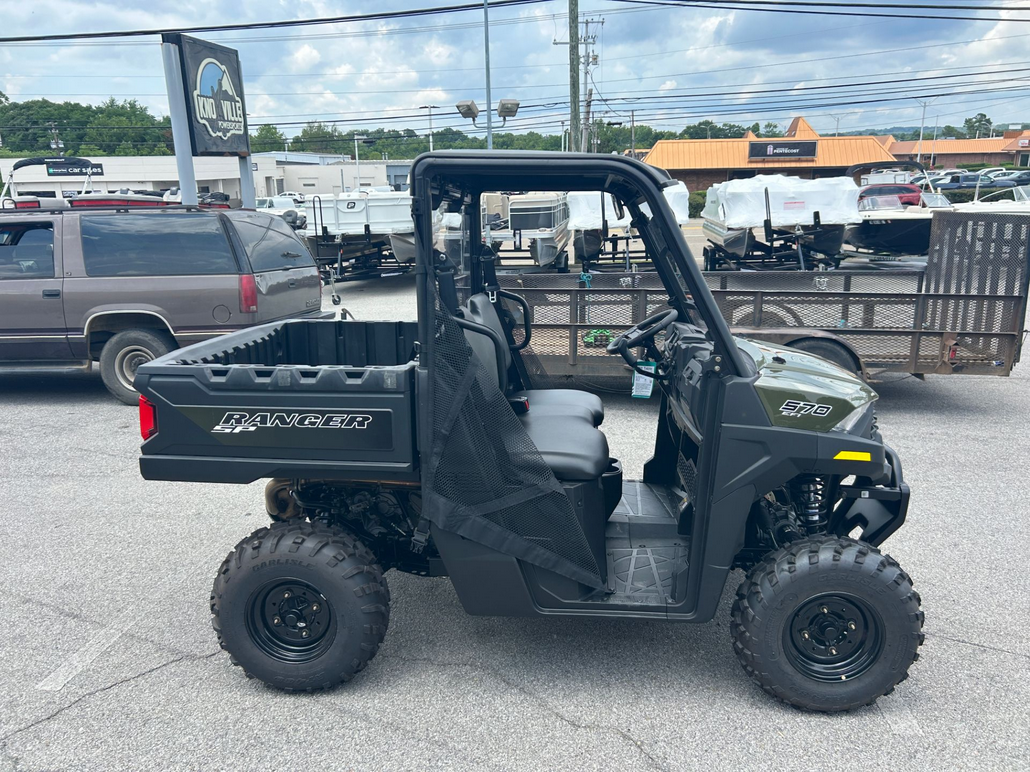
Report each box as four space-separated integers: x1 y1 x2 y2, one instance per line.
567 191 632 230
569 181 690 229
701 175 859 228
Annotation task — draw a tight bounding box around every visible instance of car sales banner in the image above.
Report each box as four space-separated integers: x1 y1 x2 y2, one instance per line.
162 33 250 156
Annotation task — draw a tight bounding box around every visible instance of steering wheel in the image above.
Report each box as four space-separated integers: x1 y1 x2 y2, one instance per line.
606 308 679 378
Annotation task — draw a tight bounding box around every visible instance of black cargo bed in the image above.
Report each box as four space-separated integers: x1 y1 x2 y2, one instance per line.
136 319 421 485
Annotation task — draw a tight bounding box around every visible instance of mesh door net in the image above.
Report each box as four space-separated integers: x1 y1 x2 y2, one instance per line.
423 288 603 588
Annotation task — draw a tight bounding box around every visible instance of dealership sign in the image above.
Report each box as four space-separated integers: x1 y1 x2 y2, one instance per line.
163 33 250 156
45 160 104 177
748 141 818 160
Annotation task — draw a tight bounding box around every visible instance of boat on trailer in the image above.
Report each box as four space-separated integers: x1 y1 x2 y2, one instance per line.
701 175 859 270
844 192 951 256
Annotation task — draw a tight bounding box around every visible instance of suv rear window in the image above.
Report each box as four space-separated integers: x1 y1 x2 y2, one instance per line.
230 212 315 272
0 223 54 279
80 214 238 276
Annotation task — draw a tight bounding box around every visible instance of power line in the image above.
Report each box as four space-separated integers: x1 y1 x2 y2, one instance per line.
612 0 1030 22
0 0 551 43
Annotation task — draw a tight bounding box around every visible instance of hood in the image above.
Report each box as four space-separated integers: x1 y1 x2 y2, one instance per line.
735 338 878 432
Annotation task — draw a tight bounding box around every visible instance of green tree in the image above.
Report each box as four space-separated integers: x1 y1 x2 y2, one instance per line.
251 124 287 153
761 122 784 138
963 113 992 138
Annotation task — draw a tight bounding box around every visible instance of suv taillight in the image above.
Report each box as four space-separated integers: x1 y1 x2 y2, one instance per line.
14 200 40 209
139 396 158 439
239 274 258 313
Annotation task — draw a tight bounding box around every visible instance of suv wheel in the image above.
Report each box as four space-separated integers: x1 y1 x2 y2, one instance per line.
99 329 174 405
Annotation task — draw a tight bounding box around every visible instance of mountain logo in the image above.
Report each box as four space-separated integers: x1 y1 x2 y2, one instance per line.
192 57 245 140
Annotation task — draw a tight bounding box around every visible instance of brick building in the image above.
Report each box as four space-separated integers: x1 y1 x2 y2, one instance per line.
888 130 1030 169
642 117 896 190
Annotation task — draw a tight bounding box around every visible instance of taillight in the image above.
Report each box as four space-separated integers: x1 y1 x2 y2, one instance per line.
139 396 158 440
14 200 40 209
239 273 258 313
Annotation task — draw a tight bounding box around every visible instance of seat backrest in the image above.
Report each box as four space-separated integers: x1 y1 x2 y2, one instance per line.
462 293 511 391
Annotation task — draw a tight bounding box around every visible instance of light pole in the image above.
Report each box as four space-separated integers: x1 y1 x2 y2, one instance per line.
353 135 367 191
483 0 493 149
915 97 937 163
420 105 439 151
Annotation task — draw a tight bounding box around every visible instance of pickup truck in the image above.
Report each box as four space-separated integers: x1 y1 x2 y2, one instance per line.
0 203 327 403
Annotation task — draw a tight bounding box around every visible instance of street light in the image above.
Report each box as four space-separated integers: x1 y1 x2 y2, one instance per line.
455 98 520 143
420 104 440 152
456 100 480 121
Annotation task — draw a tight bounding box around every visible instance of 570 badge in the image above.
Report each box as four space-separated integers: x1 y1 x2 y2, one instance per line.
779 399 832 417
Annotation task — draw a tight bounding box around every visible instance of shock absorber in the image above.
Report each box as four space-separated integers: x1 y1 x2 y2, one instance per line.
793 475 829 534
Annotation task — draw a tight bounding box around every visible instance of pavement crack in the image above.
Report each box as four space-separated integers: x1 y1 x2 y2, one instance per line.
382 653 668 771
925 631 1030 660
1 652 220 744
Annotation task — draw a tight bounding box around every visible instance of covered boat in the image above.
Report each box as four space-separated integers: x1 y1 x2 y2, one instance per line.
701 175 859 269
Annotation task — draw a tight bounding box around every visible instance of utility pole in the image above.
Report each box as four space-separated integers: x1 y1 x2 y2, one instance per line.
568 0 579 151
630 110 635 158
579 18 600 153
483 0 494 149
420 105 439 151
47 122 64 156
914 97 936 163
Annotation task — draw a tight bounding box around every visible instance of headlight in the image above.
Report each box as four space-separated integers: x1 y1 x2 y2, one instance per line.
832 401 875 435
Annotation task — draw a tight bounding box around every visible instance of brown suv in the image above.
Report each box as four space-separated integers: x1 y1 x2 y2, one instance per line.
0 205 326 403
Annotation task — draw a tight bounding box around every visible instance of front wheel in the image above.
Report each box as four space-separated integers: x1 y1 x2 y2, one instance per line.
731 537 923 712
211 521 389 692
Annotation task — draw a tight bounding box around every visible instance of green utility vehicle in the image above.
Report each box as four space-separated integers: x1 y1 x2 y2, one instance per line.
137 153 922 712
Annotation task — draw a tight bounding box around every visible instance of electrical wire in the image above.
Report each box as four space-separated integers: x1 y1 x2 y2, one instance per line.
0 0 552 44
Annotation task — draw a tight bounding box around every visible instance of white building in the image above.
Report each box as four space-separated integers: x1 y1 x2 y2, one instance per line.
0 152 412 201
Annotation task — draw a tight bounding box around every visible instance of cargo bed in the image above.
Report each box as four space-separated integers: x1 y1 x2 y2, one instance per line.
136 319 420 485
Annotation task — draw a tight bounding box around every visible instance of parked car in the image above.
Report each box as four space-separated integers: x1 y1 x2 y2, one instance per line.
998 170 1030 186
859 183 922 205
255 196 307 230
0 206 329 404
280 190 306 204
931 173 1011 190
979 167 1008 178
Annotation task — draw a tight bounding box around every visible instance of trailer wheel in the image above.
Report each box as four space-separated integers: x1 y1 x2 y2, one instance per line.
99 328 175 405
211 521 390 692
787 338 859 375
731 537 923 712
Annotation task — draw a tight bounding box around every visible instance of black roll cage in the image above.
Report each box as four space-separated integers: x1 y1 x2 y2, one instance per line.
408 151 747 378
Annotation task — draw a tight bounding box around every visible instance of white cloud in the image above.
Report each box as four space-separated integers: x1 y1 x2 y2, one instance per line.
659 80 677 92
288 44 321 71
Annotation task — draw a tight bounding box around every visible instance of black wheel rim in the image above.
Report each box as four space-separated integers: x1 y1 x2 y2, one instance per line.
784 593 885 682
246 579 335 663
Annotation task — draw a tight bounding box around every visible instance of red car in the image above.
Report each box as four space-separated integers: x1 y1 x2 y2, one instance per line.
859 183 922 206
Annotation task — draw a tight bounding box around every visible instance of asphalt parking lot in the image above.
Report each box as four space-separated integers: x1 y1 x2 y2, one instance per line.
1 274 1028 771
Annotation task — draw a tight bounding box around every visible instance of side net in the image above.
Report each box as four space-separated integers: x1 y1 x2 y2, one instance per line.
422 287 603 588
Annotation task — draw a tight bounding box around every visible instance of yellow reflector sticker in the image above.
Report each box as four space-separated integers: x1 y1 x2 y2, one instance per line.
834 450 872 462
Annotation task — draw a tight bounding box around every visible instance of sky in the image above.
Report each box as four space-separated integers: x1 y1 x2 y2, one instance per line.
1 0 1029 143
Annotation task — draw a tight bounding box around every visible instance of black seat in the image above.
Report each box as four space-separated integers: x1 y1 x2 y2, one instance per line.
462 293 605 426
519 411 610 481
461 293 609 481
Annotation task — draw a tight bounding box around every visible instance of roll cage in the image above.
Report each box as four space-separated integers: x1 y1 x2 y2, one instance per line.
409 151 748 379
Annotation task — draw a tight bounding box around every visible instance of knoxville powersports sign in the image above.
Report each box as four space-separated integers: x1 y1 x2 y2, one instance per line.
748 141 819 159
163 33 250 156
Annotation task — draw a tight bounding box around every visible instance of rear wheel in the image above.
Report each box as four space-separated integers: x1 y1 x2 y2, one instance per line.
211 521 389 692
787 338 859 375
731 537 923 712
98 328 174 405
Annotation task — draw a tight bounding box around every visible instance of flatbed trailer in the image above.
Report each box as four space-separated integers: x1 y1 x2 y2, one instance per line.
459 211 1029 389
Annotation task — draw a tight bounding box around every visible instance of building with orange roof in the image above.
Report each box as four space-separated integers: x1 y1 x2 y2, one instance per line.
888 130 1030 168
643 117 898 190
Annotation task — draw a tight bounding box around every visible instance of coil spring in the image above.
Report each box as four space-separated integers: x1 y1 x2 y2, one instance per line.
794 475 829 534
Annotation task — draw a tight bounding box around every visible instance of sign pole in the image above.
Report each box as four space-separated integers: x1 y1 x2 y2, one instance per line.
161 40 199 206
238 157 255 208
